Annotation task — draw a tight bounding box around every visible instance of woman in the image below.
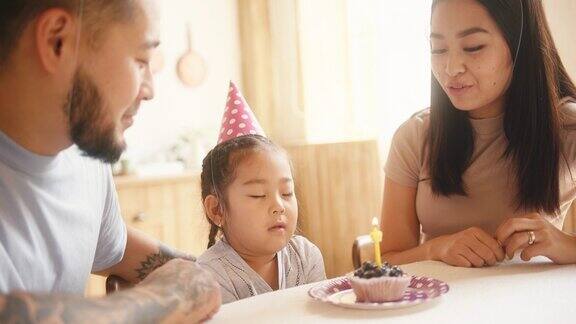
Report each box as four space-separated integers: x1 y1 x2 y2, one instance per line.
380 0 576 267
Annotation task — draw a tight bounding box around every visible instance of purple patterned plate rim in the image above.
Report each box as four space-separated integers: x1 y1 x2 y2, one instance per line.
308 275 449 310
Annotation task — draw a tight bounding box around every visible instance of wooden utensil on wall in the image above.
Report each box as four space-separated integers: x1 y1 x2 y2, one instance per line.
177 24 207 87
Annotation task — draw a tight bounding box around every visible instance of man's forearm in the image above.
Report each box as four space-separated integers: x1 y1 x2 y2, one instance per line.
1 257 220 323
0 288 177 324
134 243 195 281
99 228 197 284
1 285 181 324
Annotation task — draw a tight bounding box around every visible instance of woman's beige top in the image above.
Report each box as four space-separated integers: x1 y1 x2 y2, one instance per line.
385 101 576 240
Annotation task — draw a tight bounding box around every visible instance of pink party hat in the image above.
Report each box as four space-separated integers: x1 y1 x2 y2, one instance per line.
218 81 266 144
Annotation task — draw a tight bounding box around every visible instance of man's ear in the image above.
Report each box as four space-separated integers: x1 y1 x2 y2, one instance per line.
203 194 224 227
35 8 79 74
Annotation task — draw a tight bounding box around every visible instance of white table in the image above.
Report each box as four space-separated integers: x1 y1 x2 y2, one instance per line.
210 256 576 324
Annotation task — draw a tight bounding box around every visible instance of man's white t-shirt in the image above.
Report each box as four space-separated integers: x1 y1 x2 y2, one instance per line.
0 130 127 294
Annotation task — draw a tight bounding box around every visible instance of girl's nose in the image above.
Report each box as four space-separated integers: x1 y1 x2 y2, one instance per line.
272 208 285 216
271 196 286 216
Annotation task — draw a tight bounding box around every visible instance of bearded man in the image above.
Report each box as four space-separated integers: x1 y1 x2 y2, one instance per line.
0 1 221 323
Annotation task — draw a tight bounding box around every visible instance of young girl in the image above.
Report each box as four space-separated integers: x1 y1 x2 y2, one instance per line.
197 82 326 304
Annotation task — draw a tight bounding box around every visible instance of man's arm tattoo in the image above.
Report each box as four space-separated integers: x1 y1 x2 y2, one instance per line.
135 244 196 281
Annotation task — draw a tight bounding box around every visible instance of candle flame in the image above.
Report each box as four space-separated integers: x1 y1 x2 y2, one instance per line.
371 217 379 227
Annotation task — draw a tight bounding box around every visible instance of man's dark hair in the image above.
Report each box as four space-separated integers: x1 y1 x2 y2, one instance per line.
0 0 135 67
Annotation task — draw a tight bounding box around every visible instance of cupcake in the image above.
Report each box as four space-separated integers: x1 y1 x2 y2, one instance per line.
349 261 411 303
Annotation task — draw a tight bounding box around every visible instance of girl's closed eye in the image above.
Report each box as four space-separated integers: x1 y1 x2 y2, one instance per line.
248 194 266 199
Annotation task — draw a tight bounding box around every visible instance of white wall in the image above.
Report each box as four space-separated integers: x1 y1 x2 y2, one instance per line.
543 0 576 80
123 0 242 163
289 0 432 145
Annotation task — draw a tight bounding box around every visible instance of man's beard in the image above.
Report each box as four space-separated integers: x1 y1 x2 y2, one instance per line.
64 69 126 164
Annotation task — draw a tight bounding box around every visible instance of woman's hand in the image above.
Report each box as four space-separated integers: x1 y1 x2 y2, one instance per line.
428 227 505 267
495 213 576 264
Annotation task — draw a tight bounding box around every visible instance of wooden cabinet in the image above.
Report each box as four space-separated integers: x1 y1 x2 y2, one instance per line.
85 173 209 296
114 173 209 254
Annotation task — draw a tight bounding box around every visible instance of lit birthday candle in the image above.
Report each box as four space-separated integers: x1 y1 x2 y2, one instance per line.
370 217 383 267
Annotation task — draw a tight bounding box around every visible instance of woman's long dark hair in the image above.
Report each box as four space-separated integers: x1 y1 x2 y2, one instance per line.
428 0 576 214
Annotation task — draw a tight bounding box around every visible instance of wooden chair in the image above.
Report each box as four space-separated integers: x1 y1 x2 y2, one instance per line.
105 275 131 294
351 234 376 269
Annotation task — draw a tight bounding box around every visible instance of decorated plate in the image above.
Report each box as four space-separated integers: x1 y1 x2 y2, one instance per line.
308 275 449 310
